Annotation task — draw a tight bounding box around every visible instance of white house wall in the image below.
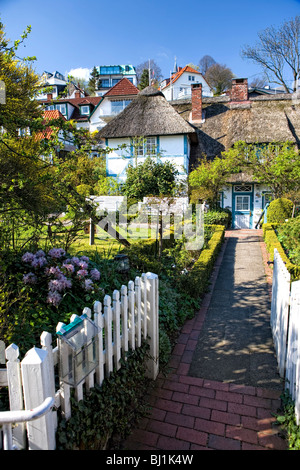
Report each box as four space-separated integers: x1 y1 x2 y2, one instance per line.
105 135 189 182
163 74 213 101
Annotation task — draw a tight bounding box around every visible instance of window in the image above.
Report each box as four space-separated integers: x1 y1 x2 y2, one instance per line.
80 105 90 115
234 185 252 192
46 105 55 111
99 79 110 88
112 79 121 86
56 104 67 115
236 195 250 211
111 99 132 115
188 75 195 81
133 137 157 157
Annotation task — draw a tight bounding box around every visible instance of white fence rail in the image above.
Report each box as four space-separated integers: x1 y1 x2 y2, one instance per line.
0 272 159 450
271 249 300 423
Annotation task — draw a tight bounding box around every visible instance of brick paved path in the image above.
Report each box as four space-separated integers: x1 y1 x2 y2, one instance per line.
124 230 287 451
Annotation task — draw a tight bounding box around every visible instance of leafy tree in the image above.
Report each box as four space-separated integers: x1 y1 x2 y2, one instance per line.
189 140 300 210
241 16 300 92
0 22 128 251
189 156 234 208
122 156 179 201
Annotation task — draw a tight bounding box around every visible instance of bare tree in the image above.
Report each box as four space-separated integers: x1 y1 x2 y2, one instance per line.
198 55 216 75
205 63 234 95
135 60 163 86
241 16 300 92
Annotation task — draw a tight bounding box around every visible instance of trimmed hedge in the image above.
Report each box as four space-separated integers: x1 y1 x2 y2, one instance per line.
267 198 293 223
179 225 225 297
263 223 300 281
204 209 232 228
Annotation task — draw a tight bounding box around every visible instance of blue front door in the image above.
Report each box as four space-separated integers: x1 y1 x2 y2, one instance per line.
232 184 254 229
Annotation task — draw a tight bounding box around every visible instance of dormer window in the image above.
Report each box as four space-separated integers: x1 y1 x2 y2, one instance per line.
56 104 67 116
80 105 90 116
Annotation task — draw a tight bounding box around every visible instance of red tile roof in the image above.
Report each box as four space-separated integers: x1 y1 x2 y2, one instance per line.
36 110 66 139
103 77 139 97
161 65 203 89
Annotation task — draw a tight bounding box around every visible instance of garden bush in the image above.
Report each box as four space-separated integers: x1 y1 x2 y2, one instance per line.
204 209 232 228
276 216 300 265
267 198 293 223
263 223 300 281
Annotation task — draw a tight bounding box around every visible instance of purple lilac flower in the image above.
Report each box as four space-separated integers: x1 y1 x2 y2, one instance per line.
35 250 46 258
49 266 63 278
78 261 88 270
62 263 75 274
77 269 88 278
23 272 37 284
47 290 62 307
31 256 47 268
71 256 80 266
48 248 65 259
48 275 72 292
22 252 35 263
80 256 90 263
90 268 100 281
83 279 94 291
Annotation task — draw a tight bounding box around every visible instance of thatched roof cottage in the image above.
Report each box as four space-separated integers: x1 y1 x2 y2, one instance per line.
171 79 300 228
97 85 197 181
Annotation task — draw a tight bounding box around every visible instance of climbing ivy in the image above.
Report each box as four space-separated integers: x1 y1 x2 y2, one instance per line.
56 342 152 450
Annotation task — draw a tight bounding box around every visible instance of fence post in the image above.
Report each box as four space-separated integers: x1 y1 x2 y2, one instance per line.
94 301 104 386
21 347 56 450
145 272 159 380
5 344 26 449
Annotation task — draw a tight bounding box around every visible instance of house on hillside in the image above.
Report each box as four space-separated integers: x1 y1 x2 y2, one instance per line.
41 78 139 133
160 65 213 101
36 109 76 160
91 78 139 131
97 86 197 183
95 65 137 96
175 78 300 229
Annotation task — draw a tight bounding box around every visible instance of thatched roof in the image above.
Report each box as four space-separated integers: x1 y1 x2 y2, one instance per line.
97 86 196 139
172 94 300 161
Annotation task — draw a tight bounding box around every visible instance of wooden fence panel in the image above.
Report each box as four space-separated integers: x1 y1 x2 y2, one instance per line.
1 272 159 449
271 249 291 377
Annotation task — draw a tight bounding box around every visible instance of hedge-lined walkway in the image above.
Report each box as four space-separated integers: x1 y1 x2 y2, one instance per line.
124 230 287 451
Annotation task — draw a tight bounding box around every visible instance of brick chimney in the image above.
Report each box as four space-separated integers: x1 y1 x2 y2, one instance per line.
74 90 81 99
191 83 202 122
47 93 53 101
230 78 248 102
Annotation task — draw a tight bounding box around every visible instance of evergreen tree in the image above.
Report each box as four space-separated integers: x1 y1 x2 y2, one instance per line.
87 66 100 95
137 68 149 90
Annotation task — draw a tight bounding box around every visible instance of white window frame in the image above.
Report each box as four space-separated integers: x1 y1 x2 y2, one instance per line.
80 105 90 115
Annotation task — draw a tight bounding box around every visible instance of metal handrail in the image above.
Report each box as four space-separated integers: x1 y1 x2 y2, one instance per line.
0 397 54 450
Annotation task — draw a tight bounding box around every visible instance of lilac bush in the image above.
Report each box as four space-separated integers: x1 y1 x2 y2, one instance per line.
21 249 101 307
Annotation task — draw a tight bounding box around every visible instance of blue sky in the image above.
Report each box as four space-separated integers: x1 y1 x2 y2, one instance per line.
1 0 300 86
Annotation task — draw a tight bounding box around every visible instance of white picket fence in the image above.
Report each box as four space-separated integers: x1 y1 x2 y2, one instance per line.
0 272 159 450
270 249 300 423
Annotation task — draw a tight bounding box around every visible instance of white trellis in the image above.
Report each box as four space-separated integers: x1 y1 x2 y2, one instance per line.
0 272 159 450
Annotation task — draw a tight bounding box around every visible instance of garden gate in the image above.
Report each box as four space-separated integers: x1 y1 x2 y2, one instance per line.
0 272 159 450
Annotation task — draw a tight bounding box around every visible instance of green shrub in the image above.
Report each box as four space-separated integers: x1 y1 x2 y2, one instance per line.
204 209 232 228
179 225 225 297
263 223 300 281
56 343 152 450
276 216 300 265
267 198 293 223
